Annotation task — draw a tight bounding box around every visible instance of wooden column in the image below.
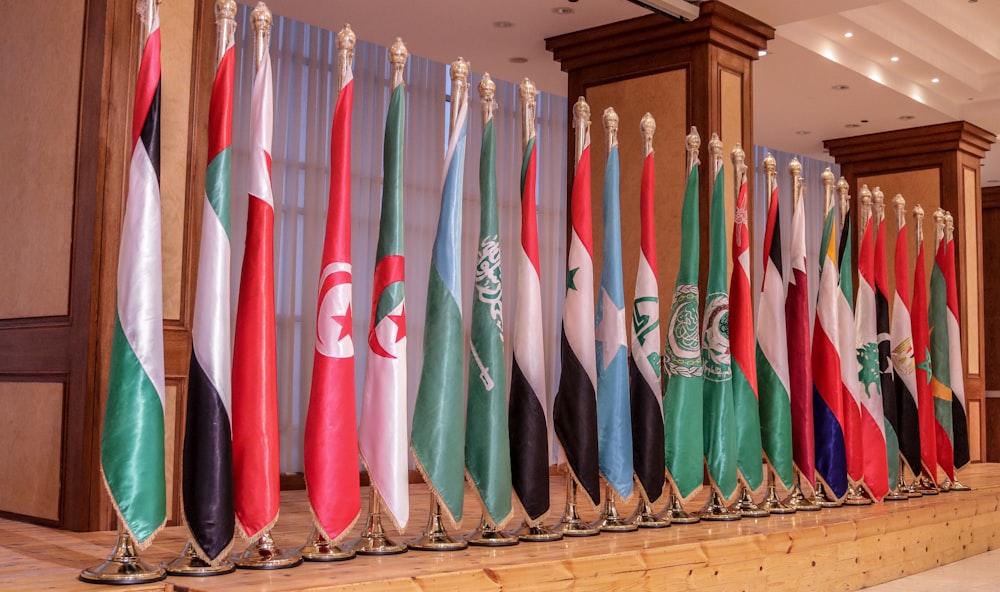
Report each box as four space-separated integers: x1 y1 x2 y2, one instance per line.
982 186 1000 462
825 121 996 464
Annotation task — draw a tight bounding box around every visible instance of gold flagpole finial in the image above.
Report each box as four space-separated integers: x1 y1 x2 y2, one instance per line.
763 152 777 206
933 208 946 245
251 2 273 74
479 73 496 127
837 176 851 224
573 97 591 167
336 24 356 90
945 211 955 242
731 143 746 193
709 133 723 185
640 113 656 158
788 157 803 208
449 57 470 134
215 0 238 66
873 187 885 227
822 167 836 216
686 126 701 176
893 194 907 231
389 38 408 89
519 78 538 151
137 0 160 46
603 107 619 154
913 203 925 244
859 184 872 228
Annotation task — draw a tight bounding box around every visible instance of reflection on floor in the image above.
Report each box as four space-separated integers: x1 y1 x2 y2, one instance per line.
864 547 1000 591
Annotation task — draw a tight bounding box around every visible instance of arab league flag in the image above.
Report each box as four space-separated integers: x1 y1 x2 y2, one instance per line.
359 75 409 531
596 138 634 500
410 87 469 527
701 145 737 503
837 208 865 489
663 129 704 504
891 204 921 479
465 96 513 527
912 219 938 484
787 179 815 486
182 24 234 562
945 232 970 470
929 227 955 482
874 201 901 491
102 11 166 549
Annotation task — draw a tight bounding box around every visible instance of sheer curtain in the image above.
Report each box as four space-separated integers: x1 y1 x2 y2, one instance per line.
230 9 567 472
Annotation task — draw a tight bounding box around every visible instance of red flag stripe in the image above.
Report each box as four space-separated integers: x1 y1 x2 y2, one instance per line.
571 145 594 258
521 142 541 279
132 28 161 147
207 46 235 162
639 153 657 278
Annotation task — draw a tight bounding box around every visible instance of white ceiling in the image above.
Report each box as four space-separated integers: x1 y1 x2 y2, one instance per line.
253 0 1000 185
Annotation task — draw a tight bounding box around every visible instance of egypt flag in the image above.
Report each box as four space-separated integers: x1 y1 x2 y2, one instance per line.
101 8 166 550
232 34 280 542
787 179 814 485
929 226 955 482
874 201 900 491
663 128 704 503
182 19 235 562
891 202 920 478
358 71 409 531
303 41 360 543
945 230 971 470
911 215 938 484
855 212 889 500
629 119 664 504
410 81 470 527
837 208 865 489
553 99 601 508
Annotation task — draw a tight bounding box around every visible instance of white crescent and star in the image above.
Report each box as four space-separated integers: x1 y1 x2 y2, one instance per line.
596 288 626 372
316 262 354 358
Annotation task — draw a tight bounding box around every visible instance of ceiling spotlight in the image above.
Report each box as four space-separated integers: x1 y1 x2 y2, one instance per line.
553 6 574 15
844 31 854 38
758 50 768 57
931 77 940 83
845 123 862 128
890 56 900 62
795 130 811 135
493 20 514 28
899 115 916 120
832 84 850 91
509 57 528 64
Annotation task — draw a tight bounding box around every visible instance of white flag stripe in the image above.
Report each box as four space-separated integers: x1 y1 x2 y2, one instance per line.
758 258 789 394
514 249 548 410
564 231 597 386
630 253 660 397
248 52 274 207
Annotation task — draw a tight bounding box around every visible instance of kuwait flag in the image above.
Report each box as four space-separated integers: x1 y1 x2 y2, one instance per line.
359 71 409 531
837 202 864 489
595 120 634 501
410 79 469 527
468 79 513 527
232 34 280 542
182 20 235 562
701 140 737 503
509 110 549 524
787 175 815 486
874 197 901 491
855 206 889 500
663 128 704 504
911 210 938 484
303 36 361 543
945 228 970 470
102 9 166 550
629 115 664 504
890 199 921 478
553 98 601 508
756 164 793 490
929 221 955 482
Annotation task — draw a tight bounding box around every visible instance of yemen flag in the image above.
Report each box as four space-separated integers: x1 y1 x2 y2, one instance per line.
911 211 938 484
874 198 900 491
663 128 704 503
468 86 513 527
929 223 955 482
303 42 361 543
102 9 166 550
410 81 469 527
232 41 280 542
629 119 664 504
891 202 920 478
856 208 889 500
359 72 409 531
787 176 815 485
702 142 737 503
837 203 865 488
945 230 970 469
553 101 601 508
182 23 235 562
756 169 793 490
596 129 634 500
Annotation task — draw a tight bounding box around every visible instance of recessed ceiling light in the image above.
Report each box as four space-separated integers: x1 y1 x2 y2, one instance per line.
899 115 916 120
795 130 811 135
832 84 850 91
845 123 862 128
890 56 900 62
509 57 528 64
553 7 574 15
493 20 513 28
844 31 854 38
758 50 768 57
932 77 940 83
988 180 999 185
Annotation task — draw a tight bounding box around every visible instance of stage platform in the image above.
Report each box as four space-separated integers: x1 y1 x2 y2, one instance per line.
3 464 999 592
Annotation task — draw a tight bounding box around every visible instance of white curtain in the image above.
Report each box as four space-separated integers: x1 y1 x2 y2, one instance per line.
230 9 567 473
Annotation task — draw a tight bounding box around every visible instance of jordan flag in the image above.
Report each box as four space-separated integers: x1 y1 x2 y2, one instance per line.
945 228 970 470
891 197 920 478
929 221 954 482
912 211 938 484
787 177 815 485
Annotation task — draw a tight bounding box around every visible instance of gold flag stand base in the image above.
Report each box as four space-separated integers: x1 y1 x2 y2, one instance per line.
596 484 638 532
352 490 407 555
938 478 953 493
300 526 355 561
916 474 940 495
662 491 700 524
233 531 302 570
697 489 742 521
555 479 601 537
760 481 794 515
950 479 972 491
466 516 519 547
730 484 769 518
843 484 873 506
813 482 844 508
884 487 909 501
509 520 564 542
162 540 235 576
631 497 671 528
80 529 166 585
407 502 467 552
902 474 923 498
783 475 821 511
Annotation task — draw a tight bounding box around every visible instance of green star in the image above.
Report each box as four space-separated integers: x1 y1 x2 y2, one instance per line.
567 266 579 291
916 347 932 384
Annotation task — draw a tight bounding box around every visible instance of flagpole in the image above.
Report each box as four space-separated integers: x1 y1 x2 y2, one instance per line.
912 204 941 495
943 210 972 492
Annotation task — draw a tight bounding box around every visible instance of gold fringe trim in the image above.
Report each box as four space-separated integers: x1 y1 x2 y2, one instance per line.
99 465 166 553
359 452 407 534
465 468 515 531
410 444 464 531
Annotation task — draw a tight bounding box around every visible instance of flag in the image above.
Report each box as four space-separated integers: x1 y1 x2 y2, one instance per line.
813 190 847 500
232 39 279 542
911 214 937 484
410 82 469 527
466 90 513 527
855 209 889 500
701 144 737 503
303 38 360 543
891 199 920 478
358 70 409 531
787 179 815 486
553 104 601 508
663 129 704 503
945 229 970 470
182 22 234 562
837 205 865 489
102 10 166 550
596 134 633 500
629 122 664 504
929 224 954 482
756 171 792 490
874 200 901 491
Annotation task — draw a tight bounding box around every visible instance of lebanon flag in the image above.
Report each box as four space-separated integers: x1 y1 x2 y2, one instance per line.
891 198 920 478
787 177 814 485
182 25 235 562
837 206 865 489
553 99 601 508
873 198 900 491
303 42 360 543
911 212 938 484
358 72 409 531
102 9 166 550
929 224 955 482
945 229 970 469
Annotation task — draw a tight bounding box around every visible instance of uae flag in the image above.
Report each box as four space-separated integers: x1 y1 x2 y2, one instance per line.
102 9 166 550
945 230 970 469
629 124 664 504
182 20 235 562
663 128 704 504
467 86 513 527
837 207 865 489
232 36 280 542
410 83 469 527
891 199 920 478
929 226 955 482
911 215 938 484
303 40 360 543
358 73 409 531
787 179 815 485
553 102 600 508
874 200 901 490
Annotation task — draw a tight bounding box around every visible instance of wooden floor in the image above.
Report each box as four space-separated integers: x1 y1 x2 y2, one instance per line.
3 464 1000 592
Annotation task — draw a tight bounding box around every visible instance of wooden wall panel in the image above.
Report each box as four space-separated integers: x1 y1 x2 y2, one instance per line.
0 382 64 522
962 167 980 375
969 399 981 462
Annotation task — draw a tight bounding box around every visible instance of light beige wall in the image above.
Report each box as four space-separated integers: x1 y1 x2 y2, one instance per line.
0 383 64 520
720 68 743 264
